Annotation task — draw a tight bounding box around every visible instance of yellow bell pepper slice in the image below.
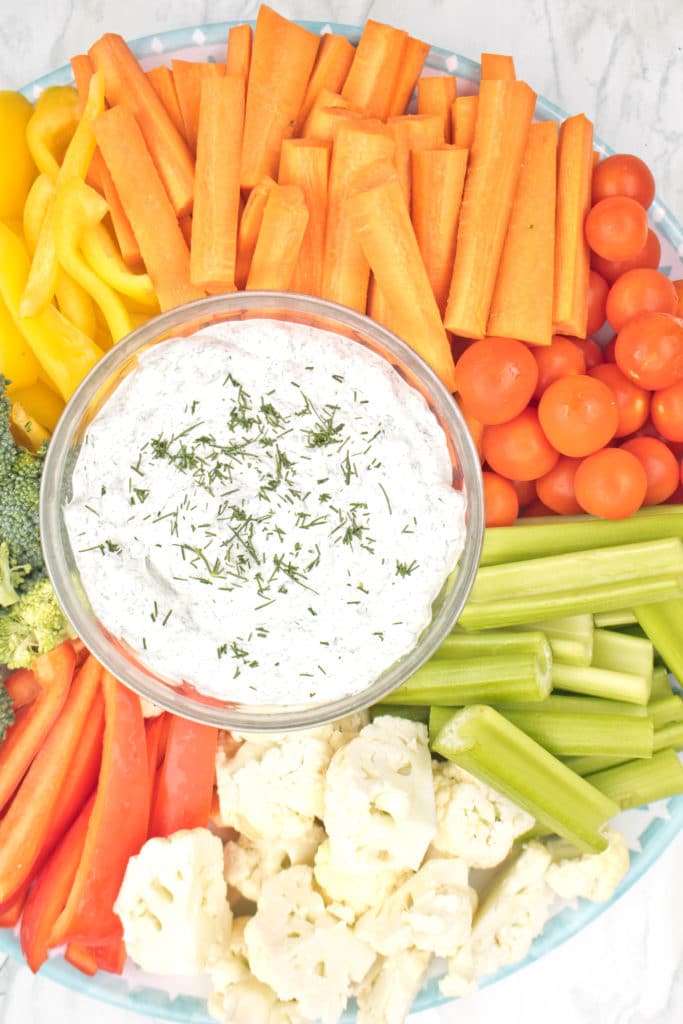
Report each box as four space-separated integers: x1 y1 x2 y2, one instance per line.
10 379 64 432
81 223 159 311
0 91 37 220
0 287 41 393
26 86 80 182
10 399 51 451
23 173 54 253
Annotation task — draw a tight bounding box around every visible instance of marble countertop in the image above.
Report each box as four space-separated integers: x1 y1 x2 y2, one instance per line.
1 2 681 1023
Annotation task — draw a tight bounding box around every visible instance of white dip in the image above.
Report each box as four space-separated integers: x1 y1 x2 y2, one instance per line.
65 320 467 705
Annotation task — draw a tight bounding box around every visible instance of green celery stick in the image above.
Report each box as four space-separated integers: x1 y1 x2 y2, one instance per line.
648 695 683 730
433 629 550 661
429 705 457 741
635 599 683 686
653 721 683 753
515 615 593 666
587 748 683 810
563 753 629 776
552 661 650 705
499 709 653 758
591 628 653 683
650 665 674 701
593 610 638 628
369 705 430 724
431 705 619 853
499 695 648 717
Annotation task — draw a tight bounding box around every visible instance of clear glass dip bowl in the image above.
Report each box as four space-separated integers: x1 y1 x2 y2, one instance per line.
41 292 484 732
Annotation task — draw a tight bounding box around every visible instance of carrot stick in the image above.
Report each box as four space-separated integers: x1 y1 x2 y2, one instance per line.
303 104 364 144
296 34 356 132
321 120 394 312
246 184 309 291
179 215 193 249
348 160 457 390
342 20 408 119
226 23 252 80
480 53 516 80
452 95 478 148
412 145 468 314
89 33 195 216
171 60 225 156
240 6 319 188
592 149 601 168
4 668 41 711
190 75 245 292
279 139 330 297
235 176 276 289
387 113 444 206
386 36 431 117
417 76 457 143
94 105 204 311
488 120 558 346
552 113 594 338
146 65 186 141
444 79 536 339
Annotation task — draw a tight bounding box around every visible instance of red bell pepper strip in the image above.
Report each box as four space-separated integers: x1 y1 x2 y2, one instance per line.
0 886 27 927
65 942 98 976
92 938 127 974
0 655 102 904
49 671 149 946
148 715 218 838
0 643 75 815
3 668 41 710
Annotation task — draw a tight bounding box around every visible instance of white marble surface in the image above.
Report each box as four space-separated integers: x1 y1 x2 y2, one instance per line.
0 1 682 1023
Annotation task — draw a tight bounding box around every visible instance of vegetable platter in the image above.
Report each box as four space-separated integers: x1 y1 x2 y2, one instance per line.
1 10 683 1024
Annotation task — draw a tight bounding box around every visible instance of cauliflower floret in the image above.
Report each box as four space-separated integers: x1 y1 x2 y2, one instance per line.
356 948 433 1024
546 826 629 903
323 717 436 872
245 865 376 1024
440 841 553 997
115 828 231 976
313 839 410 923
431 761 535 869
225 824 326 904
356 858 476 957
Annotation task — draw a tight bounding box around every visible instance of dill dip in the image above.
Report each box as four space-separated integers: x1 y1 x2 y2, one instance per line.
64 320 467 705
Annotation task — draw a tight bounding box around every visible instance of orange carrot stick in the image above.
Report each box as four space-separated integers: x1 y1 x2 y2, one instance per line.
387 113 444 206
348 160 456 390
240 6 319 188
488 120 558 346
94 105 204 310
321 120 394 312
592 149 601 168
303 104 364 144
4 669 41 711
444 79 536 339
341 20 408 119
235 176 276 289
179 215 193 249
480 53 516 80
246 184 309 291
226 23 252 80
146 65 186 141
552 113 594 338
279 139 330 297
191 75 245 292
88 33 194 216
386 36 431 117
296 34 356 132
412 145 468 314
171 60 225 156
417 76 457 143
452 95 478 148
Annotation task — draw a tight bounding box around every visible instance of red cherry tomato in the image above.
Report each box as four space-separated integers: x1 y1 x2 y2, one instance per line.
574 448 647 519
569 337 604 370
673 280 683 316
589 363 650 437
591 229 661 285
591 154 656 209
538 374 618 457
482 408 559 482
620 436 679 505
586 270 609 335
532 336 586 400
585 196 649 262
535 456 582 514
651 380 683 442
522 498 557 517
615 313 683 390
454 337 538 426
511 478 537 509
606 269 678 332
482 471 519 526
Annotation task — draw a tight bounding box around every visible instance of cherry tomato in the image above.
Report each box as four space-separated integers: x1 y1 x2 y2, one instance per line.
538 374 618 457
574 448 647 519
522 498 557 517
620 436 679 505
651 380 683 442
535 456 582 514
673 280 683 316
482 471 519 526
591 229 661 284
603 336 617 362
454 336 538 426
615 313 683 390
532 336 586 400
606 269 678 332
591 154 656 210
511 478 537 509
585 196 649 262
569 337 604 370
666 481 683 505
586 270 609 334
482 408 559 481
588 363 649 437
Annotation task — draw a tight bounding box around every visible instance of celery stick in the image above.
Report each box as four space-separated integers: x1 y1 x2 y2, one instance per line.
481 506 683 566
370 705 430 724
502 695 648 717
431 705 620 853
634 599 683 685
653 722 683 753
563 753 628 777
587 749 683 810
552 661 650 705
593 610 638 628
648 695 683 730
499 710 653 758
434 629 550 661
591 628 653 684
429 705 456 741
650 666 674 701
516 615 593 667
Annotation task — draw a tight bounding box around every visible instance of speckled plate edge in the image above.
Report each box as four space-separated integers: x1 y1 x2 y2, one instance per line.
2 18 682 1023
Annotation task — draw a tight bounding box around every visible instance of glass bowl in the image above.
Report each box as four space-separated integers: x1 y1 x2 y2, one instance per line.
40 292 484 732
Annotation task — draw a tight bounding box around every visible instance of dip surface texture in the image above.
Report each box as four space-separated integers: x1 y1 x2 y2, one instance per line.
65 320 467 705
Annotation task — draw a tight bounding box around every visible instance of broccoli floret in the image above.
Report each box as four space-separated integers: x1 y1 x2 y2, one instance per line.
0 540 32 608
0 578 75 670
0 681 13 743
0 375 45 574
